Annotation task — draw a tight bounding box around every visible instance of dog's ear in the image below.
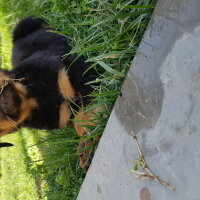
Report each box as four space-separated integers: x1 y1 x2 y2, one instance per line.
0 142 14 148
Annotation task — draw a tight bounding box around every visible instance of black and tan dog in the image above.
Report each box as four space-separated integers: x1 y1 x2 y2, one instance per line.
0 17 98 161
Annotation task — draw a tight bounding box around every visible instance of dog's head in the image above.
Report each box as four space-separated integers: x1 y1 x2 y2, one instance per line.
0 72 38 136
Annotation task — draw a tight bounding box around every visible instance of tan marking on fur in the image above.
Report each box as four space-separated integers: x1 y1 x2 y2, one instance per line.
13 82 28 97
0 119 17 136
58 68 75 100
75 107 102 169
18 97 38 124
0 82 38 136
74 108 96 137
59 102 71 128
0 72 11 85
74 106 103 136
12 82 38 124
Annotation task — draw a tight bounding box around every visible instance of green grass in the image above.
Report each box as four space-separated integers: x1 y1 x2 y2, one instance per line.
0 0 156 199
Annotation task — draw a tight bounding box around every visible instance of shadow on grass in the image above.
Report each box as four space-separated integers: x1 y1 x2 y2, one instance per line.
20 127 86 200
18 130 43 199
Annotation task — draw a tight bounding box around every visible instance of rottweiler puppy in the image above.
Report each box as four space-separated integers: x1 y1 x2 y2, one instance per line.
0 17 98 160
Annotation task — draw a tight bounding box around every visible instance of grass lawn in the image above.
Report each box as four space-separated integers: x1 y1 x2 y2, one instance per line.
0 0 156 199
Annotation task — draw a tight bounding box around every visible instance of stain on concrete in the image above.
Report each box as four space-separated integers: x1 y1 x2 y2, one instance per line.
115 58 164 135
115 23 182 136
97 184 102 194
114 5 179 135
140 187 152 200
114 0 200 137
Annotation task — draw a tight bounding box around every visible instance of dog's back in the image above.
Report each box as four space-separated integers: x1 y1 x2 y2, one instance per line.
12 17 73 68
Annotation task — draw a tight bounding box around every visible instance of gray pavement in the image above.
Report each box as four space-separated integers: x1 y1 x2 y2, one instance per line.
77 0 200 199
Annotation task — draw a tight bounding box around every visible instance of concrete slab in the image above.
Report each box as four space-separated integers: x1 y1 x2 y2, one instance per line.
77 0 200 199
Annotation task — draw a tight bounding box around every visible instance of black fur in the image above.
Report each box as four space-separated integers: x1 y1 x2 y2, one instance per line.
0 142 13 148
1 17 97 130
